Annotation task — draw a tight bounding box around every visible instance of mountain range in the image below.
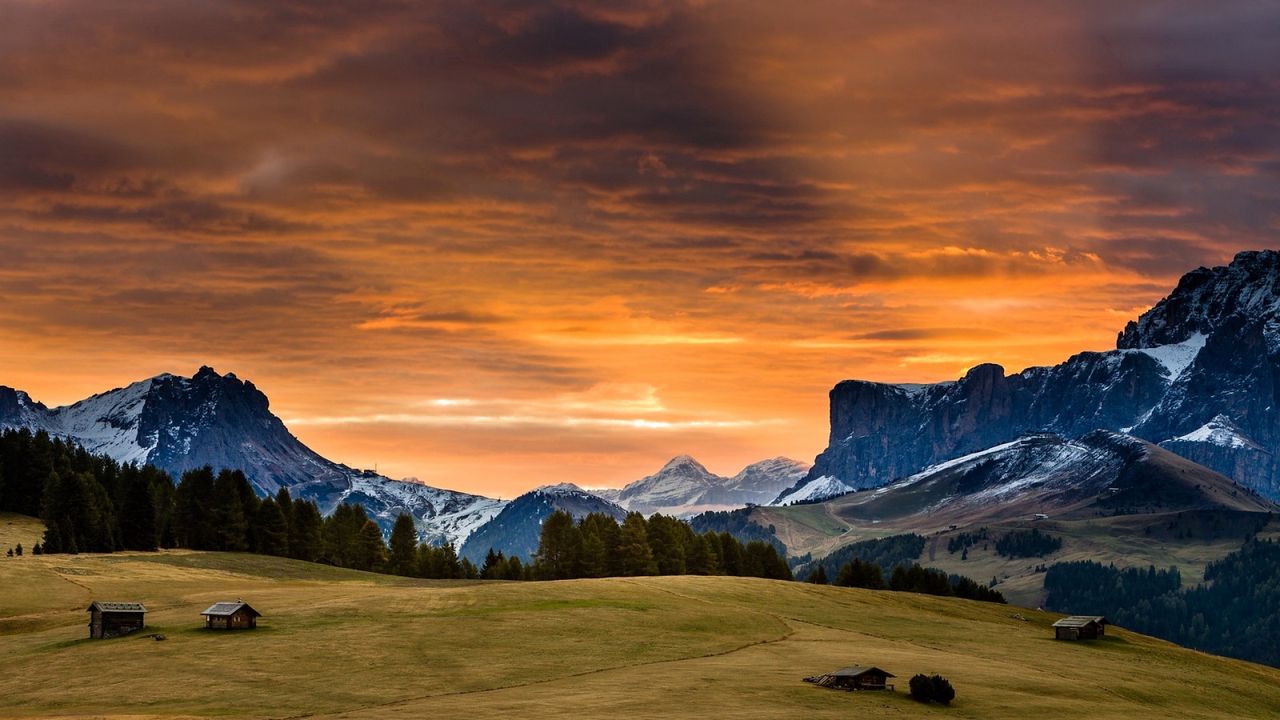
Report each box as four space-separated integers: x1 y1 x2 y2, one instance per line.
592 455 808 516
778 249 1280 504
0 369 802 551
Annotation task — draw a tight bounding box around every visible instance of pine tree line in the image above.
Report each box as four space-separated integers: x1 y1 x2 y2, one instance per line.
523 510 793 581
815 557 1005 603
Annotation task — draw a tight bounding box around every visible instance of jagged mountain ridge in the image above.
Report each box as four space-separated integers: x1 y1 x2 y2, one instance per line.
598 455 809 516
0 367 502 546
459 483 626 563
784 250 1280 501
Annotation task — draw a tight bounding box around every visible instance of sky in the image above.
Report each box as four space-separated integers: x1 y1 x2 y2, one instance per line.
2 1 1279 497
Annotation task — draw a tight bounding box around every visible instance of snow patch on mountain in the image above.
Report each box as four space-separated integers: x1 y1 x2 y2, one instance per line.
1171 415 1260 450
1125 332 1205 379
773 475 855 505
45 378 158 465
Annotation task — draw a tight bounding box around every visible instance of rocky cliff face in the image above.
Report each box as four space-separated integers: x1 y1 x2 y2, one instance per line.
789 250 1280 501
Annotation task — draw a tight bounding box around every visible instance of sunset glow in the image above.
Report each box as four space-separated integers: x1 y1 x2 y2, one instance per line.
3 1 1277 495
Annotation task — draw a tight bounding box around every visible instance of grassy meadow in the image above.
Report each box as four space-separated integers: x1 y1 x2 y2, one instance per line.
2 513 1279 719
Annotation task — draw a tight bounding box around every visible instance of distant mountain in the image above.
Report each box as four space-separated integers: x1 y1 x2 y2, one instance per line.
603 455 809 516
786 250 1280 501
459 483 625 563
0 367 504 546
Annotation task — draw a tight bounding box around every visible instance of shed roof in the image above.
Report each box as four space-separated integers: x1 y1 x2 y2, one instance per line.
201 601 261 618
826 666 895 678
87 601 146 613
1053 615 1108 628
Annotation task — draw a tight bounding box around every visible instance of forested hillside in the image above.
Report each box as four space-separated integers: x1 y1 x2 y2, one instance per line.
1045 541 1280 667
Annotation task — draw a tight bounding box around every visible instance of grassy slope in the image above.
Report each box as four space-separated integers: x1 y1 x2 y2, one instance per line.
0 511 44 553
2 540 1279 719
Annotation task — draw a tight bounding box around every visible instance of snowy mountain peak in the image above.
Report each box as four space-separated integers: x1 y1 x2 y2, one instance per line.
612 454 809 516
533 482 593 497
0 367 506 548
1118 249 1280 349
659 454 708 472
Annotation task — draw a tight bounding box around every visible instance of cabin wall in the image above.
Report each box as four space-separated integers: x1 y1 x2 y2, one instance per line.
91 611 145 638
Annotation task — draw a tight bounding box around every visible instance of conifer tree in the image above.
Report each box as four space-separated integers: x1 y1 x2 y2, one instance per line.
175 466 216 549
579 531 608 578
647 514 687 575
506 555 525 580
618 512 657 576
438 543 462 579
253 497 289 556
288 500 323 562
387 513 419 576
807 564 829 584
481 548 504 578
717 532 743 575
212 470 249 551
535 510 581 579
119 472 158 551
275 487 293 524
356 519 387 571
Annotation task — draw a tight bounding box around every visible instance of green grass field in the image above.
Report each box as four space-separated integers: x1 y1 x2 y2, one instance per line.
2 513 1279 719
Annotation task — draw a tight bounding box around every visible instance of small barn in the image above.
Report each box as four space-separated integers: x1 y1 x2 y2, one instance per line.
806 666 896 691
87 601 147 639
201 601 262 630
1053 615 1108 640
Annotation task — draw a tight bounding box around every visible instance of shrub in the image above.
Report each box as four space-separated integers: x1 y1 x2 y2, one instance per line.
930 675 955 704
909 673 955 705
909 674 931 701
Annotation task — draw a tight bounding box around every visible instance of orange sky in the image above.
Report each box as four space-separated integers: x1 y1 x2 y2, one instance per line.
2 1 1278 496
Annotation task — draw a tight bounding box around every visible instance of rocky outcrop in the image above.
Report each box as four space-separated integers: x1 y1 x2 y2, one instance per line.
791 250 1280 501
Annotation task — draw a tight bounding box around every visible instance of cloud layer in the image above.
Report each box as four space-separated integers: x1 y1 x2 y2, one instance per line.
2 0 1277 494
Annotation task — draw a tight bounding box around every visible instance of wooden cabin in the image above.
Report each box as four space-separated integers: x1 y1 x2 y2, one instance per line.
807 666 896 691
1053 615 1109 640
87 601 147 639
201 601 261 630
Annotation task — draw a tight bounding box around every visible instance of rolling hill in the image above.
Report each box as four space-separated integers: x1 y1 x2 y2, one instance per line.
2 539 1279 719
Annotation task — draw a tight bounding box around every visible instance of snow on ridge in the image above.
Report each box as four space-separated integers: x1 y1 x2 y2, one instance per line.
534 482 593 496
1171 415 1259 450
45 378 157 466
772 475 853 505
904 437 1031 482
343 471 507 547
1125 332 1205 380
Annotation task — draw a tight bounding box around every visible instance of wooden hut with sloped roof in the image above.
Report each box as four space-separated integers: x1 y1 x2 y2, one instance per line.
806 666 896 691
201 601 261 630
1053 615 1108 640
87 601 147 639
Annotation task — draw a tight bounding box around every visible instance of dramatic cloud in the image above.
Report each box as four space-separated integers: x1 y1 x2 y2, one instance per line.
1 0 1277 494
